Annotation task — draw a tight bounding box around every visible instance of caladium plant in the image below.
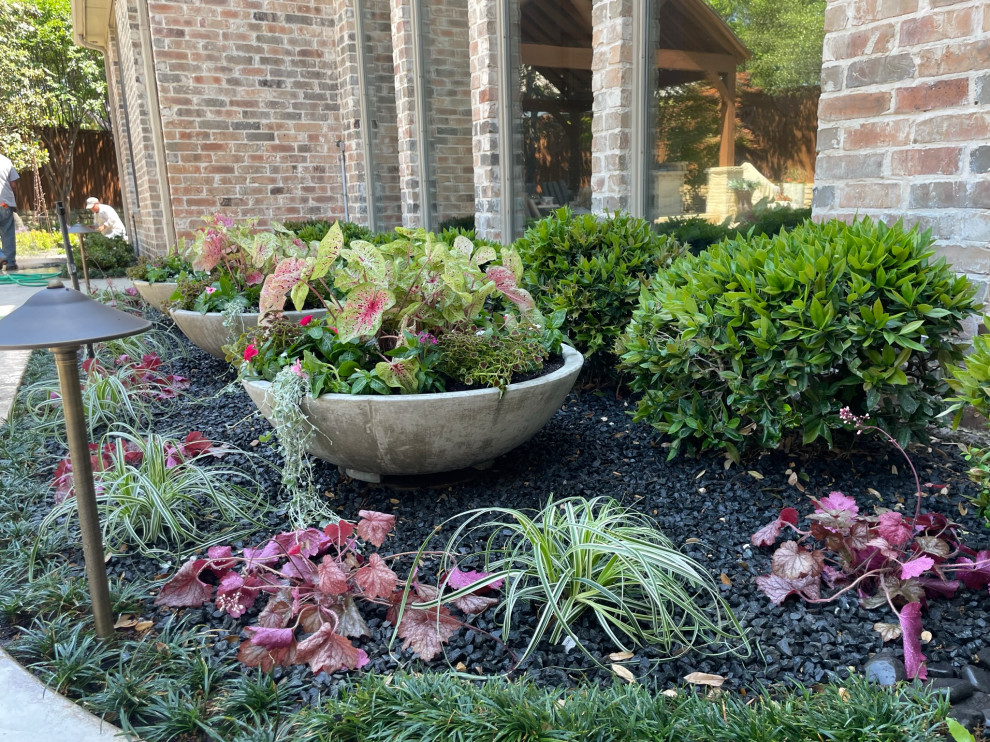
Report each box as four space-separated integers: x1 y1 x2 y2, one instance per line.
155 511 502 674
752 408 990 680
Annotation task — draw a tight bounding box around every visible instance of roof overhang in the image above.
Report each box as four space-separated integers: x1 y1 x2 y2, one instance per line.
70 0 112 51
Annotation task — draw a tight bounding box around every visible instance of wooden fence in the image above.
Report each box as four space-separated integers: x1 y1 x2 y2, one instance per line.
11 128 121 212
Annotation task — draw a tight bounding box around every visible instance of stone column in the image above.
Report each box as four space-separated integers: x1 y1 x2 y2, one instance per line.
390 0 424 227
590 0 634 215
468 0 502 240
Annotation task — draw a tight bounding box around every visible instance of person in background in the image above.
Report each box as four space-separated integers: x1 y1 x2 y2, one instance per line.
0 153 20 271
86 196 127 241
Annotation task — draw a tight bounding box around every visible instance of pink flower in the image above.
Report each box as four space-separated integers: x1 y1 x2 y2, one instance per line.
124 287 138 296
299 315 314 326
289 360 306 378
243 344 259 362
204 286 217 295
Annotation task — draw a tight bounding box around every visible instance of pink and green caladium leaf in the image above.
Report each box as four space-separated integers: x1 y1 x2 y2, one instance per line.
899 601 928 679
771 540 824 580
259 257 307 319
310 221 344 281
248 231 280 268
375 358 420 394
353 553 398 600
343 241 388 284
500 246 525 281
755 573 822 605
485 265 535 312
451 234 474 257
335 284 395 341
295 623 369 674
471 244 497 268
357 510 395 547
155 559 213 607
751 507 800 547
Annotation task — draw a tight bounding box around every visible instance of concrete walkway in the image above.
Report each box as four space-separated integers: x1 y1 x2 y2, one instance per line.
0 263 133 742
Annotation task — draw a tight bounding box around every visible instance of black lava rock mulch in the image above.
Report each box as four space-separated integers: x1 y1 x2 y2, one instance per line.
36 332 990 705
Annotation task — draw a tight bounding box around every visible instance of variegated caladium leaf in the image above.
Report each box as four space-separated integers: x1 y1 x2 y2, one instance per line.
335 284 395 341
343 240 388 284
259 257 307 319
311 221 344 280
486 265 536 312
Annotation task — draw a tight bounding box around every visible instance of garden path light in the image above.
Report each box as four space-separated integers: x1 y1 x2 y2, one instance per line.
0 280 151 637
66 222 97 295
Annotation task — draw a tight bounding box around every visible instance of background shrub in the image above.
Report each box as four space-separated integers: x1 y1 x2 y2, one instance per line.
654 216 733 254
618 217 980 459
70 234 135 276
737 206 812 240
281 219 375 245
516 207 686 383
16 229 62 256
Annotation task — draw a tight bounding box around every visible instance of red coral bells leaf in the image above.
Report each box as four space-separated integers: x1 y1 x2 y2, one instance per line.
814 491 859 517
751 507 800 547
238 639 297 672
877 512 913 547
955 551 990 591
353 554 398 600
317 555 350 596
356 510 395 547
900 556 935 580
452 593 498 614
244 626 295 649
394 602 461 661
276 528 332 559
485 265 535 311
257 589 295 628
324 520 355 548
771 541 824 580
215 573 262 618
205 545 235 576
155 559 213 607
295 623 370 674
446 567 504 591
755 573 822 605
899 602 928 680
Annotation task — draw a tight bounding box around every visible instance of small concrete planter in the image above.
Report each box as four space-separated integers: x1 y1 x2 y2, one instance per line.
171 308 327 361
132 280 177 312
242 344 584 482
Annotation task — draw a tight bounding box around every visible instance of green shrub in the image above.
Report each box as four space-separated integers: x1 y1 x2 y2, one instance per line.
654 216 733 254
946 322 990 421
281 219 375 245
516 207 686 383
16 229 62 256
736 206 812 238
437 214 475 232
71 233 135 275
618 218 980 459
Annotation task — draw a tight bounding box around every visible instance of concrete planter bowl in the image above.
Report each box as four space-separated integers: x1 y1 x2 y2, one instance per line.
171 308 328 361
132 280 178 313
242 344 584 482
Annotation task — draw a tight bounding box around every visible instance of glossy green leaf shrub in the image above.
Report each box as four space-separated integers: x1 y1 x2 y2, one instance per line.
71 233 135 275
618 218 979 459
946 320 990 421
516 207 686 383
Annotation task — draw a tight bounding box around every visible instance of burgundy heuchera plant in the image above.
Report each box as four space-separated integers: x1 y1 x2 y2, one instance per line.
155 511 501 675
752 408 990 680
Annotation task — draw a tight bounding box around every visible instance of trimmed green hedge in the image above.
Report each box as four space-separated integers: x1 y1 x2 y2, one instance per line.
516 208 686 383
619 218 980 459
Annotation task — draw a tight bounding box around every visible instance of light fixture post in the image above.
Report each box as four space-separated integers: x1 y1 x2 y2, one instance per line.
53 345 114 638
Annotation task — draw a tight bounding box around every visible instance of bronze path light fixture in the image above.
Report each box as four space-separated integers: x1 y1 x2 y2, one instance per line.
67 222 97 296
0 281 151 637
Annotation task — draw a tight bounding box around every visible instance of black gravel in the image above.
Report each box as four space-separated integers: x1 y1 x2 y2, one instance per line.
30 326 990 701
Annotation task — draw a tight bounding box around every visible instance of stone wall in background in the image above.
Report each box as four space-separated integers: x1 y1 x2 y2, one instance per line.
815 0 990 298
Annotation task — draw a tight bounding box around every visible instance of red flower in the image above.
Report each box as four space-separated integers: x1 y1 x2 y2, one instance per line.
243 344 259 362
299 315 314 326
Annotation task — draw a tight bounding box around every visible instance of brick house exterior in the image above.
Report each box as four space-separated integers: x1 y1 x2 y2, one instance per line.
815 0 990 297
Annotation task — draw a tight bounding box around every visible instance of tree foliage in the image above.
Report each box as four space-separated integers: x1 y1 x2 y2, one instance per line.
0 0 107 202
708 0 826 91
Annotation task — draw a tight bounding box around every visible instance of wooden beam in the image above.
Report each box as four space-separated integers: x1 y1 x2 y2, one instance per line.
719 71 736 167
657 49 737 73
522 44 738 74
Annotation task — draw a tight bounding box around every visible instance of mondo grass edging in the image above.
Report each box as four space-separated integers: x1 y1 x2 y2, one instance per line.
300 672 949 742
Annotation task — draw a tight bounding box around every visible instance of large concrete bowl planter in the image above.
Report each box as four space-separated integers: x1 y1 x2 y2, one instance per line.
242 344 584 482
171 308 328 361
132 280 177 313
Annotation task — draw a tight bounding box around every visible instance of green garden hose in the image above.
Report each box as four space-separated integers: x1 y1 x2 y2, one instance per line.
0 270 62 286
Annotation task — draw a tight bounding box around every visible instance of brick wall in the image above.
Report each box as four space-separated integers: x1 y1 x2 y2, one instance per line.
146 0 348 244
109 0 174 254
815 0 990 293
590 0 634 214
